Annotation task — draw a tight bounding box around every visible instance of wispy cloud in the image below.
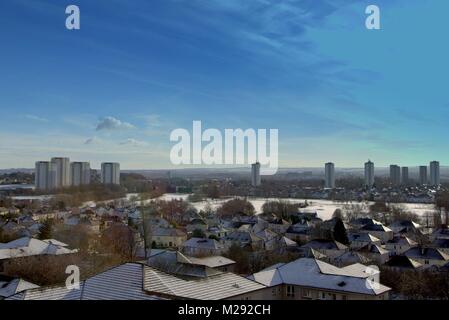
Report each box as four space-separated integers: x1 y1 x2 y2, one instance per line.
84 137 102 145
96 116 135 131
24 114 49 122
119 138 148 147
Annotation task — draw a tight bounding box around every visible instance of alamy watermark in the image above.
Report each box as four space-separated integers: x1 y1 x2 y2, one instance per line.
170 121 278 175
65 265 80 290
365 265 381 290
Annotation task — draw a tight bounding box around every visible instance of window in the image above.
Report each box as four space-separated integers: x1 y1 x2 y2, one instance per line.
321 292 326 300
302 289 312 299
272 288 277 296
286 285 295 297
342 295 347 300
425 260 429 265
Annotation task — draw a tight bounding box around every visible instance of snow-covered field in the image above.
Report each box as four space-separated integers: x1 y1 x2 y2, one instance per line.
154 193 438 221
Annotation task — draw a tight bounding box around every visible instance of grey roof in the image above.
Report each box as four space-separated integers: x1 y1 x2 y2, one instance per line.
385 256 423 269
358 244 389 255
143 266 266 300
404 247 449 261
360 223 392 232
7 263 162 300
0 237 77 260
249 258 391 296
301 239 348 250
333 251 371 265
386 236 417 246
148 250 222 278
433 238 449 248
152 227 186 237
349 233 381 243
181 237 225 250
0 276 39 298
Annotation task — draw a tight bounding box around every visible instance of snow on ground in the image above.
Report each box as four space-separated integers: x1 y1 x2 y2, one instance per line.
154 194 437 221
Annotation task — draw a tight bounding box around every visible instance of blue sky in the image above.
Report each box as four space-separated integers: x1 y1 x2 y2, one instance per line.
0 0 448 169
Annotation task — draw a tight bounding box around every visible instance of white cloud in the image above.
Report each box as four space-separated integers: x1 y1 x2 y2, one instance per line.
119 138 148 147
24 114 49 122
96 116 135 131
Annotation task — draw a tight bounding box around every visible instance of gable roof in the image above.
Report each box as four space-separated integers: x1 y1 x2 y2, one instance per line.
301 239 348 250
0 237 77 260
385 256 423 269
0 276 39 298
143 266 265 300
181 237 225 250
7 263 162 300
249 258 391 296
404 247 449 261
349 233 381 243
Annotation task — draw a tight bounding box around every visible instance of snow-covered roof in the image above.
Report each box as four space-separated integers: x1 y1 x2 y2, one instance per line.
143 266 265 300
181 237 225 250
0 237 77 260
249 258 391 296
0 277 39 298
7 263 162 300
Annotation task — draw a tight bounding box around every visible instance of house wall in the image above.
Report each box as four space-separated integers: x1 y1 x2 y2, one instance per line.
385 243 415 255
152 235 186 248
241 284 389 301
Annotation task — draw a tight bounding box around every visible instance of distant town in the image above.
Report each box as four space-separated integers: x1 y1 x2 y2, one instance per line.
1 157 449 300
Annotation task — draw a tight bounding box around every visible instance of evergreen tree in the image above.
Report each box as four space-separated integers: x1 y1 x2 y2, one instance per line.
333 218 349 245
38 219 53 240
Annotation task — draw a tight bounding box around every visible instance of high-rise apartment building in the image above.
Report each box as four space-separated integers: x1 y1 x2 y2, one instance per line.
50 157 71 189
35 161 52 191
251 162 261 187
401 167 409 185
325 162 335 189
430 161 440 186
419 166 428 185
389 165 401 186
364 160 375 187
101 162 121 185
71 162 91 186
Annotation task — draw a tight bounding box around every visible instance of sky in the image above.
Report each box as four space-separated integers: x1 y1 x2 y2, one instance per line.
0 0 449 170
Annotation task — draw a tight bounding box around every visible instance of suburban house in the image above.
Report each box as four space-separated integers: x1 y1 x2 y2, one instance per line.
186 218 208 234
180 237 227 257
358 223 394 243
348 233 382 250
433 238 449 255
357 244 390 264
248 258 391 300
332 251 371 267
148 249 236 274
0 237 77 271
385 236 418 256
389 220 422 236
285 221 314 243
152 227 187 248
403 247 449 268
301 239 348 258
225 230 264 251
384 255 423 271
